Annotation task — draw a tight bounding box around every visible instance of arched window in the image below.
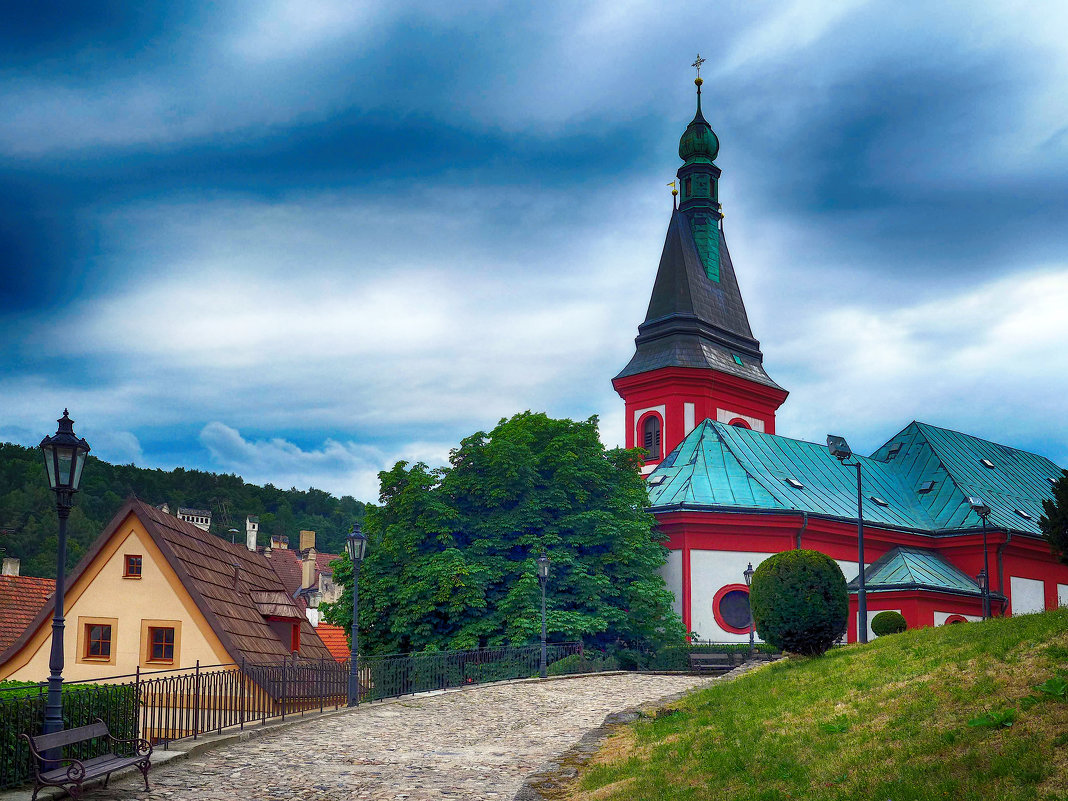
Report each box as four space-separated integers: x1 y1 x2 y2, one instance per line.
727 417 752 429
642 415 661 461
944 615 968 625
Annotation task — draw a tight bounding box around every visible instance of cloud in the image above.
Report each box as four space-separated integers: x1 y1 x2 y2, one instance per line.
198 421 451 500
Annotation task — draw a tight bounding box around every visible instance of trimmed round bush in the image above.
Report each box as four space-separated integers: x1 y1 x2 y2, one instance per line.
749 550 848 656
871 610 908 636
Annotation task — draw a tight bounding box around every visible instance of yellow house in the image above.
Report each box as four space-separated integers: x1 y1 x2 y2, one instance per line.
0 499 334 682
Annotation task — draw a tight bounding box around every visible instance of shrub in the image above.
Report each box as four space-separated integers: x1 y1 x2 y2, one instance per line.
749 549 848 656
546 652 619 676
871 610 908 636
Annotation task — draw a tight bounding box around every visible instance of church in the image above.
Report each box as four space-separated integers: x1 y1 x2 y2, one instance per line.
614 70 1068 643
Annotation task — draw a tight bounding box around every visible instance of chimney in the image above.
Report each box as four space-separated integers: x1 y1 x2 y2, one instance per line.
246 516 260 552
301 547 318 590
270 535 289 550
299 530 315 552
1 557 19 577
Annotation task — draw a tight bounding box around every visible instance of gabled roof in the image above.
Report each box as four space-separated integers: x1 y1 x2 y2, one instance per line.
0 575 55 655
0 499 334 668
647 420 1062 538
266 548 340 613
614 210 781 390
848 547 985 596
871 422 1064 534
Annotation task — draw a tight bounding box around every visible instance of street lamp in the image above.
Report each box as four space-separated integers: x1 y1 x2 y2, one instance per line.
38 410 90 743
345 523 368 707
967 497 992 620
537 554 550 679
743 562 755 659
828 434 868 644
977 569 988 620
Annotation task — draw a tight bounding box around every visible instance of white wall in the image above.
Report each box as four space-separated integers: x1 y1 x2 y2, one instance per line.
660 550 683 619
1010 576 1045 615
690 550 772 642
1059 584 1068 608
860 609 900 641
934 611 981 625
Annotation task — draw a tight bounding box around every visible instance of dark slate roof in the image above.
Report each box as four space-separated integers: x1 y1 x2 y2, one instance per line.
647 420 1063 539
848 547 984 596
615 210 781 390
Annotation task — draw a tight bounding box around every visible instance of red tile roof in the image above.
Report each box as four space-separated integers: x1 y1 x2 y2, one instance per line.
314 623 349 662
0 575 55 655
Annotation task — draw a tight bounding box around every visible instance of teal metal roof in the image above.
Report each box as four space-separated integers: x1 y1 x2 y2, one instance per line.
847 547 981 595
647 420 1064 538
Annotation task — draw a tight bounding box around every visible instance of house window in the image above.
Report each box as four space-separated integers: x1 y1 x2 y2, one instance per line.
290 623 301 653
148 627 175 662
124 554 142 578
727 418 752 429
85 624 112 660
642 415 662 461
684 177 692 197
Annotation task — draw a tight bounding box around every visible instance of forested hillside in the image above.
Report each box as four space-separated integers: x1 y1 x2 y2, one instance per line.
0 442 367 578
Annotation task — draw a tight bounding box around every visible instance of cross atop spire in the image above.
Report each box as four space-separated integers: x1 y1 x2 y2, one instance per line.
692 54 706 80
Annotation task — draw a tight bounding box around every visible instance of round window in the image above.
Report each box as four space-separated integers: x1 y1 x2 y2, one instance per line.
718 589 751 631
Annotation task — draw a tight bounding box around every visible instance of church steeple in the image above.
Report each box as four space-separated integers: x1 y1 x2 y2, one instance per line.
612 61 787 471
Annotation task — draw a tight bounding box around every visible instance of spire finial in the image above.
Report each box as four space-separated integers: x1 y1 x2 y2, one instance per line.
668 180 679 209
692 54 706 81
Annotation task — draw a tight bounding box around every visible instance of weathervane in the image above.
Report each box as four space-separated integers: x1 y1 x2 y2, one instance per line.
692 54 706 80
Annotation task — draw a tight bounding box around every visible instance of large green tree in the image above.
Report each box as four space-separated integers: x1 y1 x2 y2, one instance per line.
1039 470 1068 565
324 412 684 654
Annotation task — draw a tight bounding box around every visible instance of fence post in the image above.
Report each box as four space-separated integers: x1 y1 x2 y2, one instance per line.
240 658 246 731
281 658 287 723
193 660 201 740
134 666 141 743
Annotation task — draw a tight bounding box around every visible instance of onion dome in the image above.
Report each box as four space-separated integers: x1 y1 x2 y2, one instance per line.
678 77 719 164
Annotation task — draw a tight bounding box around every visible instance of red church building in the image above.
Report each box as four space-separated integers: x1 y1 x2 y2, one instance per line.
614 74 1068 643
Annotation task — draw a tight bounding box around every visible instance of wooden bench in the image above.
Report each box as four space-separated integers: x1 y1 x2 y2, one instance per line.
20 720 152 800
688 652 739 672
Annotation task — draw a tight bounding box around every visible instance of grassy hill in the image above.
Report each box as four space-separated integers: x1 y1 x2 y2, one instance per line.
0 442 367 577
566 609 1068 801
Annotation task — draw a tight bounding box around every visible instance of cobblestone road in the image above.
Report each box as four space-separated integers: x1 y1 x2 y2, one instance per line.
91 674 717 801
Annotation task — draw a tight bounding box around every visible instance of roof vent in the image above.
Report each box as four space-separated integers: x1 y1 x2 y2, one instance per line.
784 478 804 489
1014 509 1032 520
869 496 889 507
648 475 666 486
887 443 903 458
918 481 936 494
980 459 995 469
1049 477 1059 487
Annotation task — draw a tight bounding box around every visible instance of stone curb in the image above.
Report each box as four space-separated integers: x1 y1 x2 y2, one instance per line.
0 670 706 801
513 658 782 801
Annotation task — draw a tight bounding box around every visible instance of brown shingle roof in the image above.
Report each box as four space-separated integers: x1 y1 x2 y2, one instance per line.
0 499 334 670
0 575 55 655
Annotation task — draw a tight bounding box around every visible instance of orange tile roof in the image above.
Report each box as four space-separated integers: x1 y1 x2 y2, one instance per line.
0 575 55 655
314 623 350 662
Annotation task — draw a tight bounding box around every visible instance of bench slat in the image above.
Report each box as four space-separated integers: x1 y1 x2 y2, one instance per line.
30 722 109 752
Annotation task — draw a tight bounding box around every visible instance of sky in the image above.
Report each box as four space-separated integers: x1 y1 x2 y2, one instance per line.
1 1 1067 503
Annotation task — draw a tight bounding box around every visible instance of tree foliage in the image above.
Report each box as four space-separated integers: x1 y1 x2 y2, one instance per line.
323 412 684 654
1039 470 1068 566
870 610 908 636
0 442 365 577
749 549 848 656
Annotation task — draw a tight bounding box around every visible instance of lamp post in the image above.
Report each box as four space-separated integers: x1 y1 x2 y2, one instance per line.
828 434 867 643
38 411 91 744
743 562 755 659
967 497 992 620
537 554 550 679
976 569 988 620
345 523 367 707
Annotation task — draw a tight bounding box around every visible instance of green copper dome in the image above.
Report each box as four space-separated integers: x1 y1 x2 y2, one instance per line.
679 79 719 164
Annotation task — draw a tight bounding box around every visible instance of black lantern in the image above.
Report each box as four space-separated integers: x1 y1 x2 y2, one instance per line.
743 562 754 588
38 411 90 750
537 554 550 582
828 433 868 643
346 523 367 707
967 496 992 620
346 524 368 564
39 410 91 507
977 568 988 592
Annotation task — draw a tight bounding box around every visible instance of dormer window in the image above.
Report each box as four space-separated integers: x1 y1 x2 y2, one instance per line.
980 459 995 469
869 496 889 507
918 481 936 494
642 415 662 461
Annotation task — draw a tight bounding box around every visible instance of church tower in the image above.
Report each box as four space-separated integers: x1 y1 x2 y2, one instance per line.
613 67 788 472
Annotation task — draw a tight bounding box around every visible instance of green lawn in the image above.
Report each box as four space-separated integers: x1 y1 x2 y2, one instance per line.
567 609 1068 801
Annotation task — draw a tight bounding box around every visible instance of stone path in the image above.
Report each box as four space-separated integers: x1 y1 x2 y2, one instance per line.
86 673 719 801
